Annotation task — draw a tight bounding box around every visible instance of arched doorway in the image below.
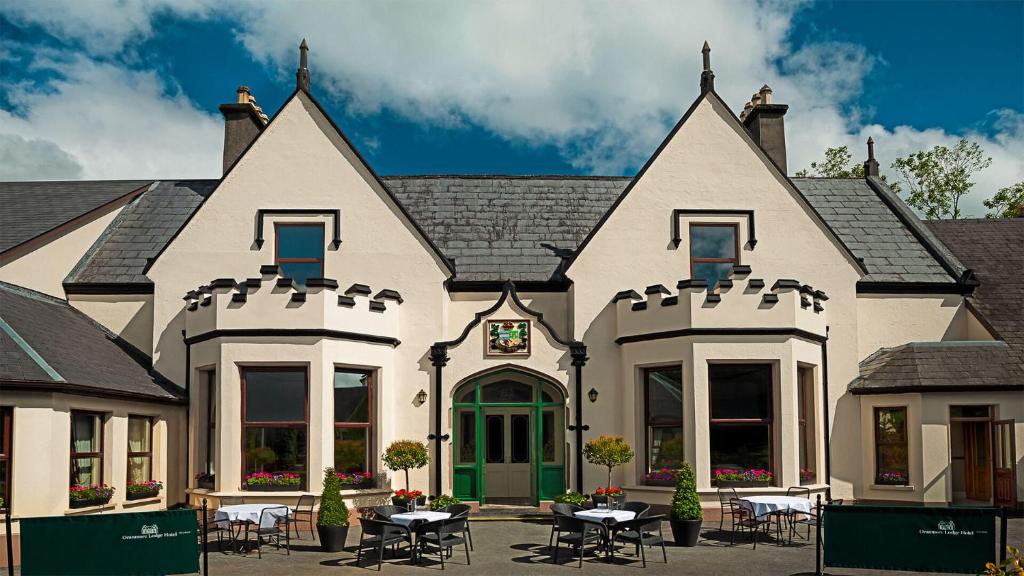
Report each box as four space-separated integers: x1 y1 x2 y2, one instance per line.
452 368 566 505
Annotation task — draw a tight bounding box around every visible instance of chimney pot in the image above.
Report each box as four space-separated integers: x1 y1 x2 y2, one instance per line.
759 84 772 105
742 86 788 173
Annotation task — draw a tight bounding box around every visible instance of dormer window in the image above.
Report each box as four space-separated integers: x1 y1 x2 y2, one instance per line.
689 223 738 286
275 224 324 285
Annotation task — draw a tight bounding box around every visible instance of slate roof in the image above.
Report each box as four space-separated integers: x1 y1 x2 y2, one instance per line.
0 180 150 254
5 176 962 286
792 177 958 284
926 218 1024 348
0 282 184 402
67 180 218 285
385 176 627 282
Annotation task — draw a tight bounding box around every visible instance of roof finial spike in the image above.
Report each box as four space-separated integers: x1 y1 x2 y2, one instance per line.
296 38 311 93
864 136 880 178
699 41 715 94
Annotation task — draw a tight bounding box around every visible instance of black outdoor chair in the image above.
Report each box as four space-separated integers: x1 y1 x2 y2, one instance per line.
356 517 412 571
372 505 407 520
550 514 606 567
622 501 651 518
197 506 229 555
775 487 813 543
612 514 668 568
791 498 843 544
728 498 768 549
240 506 290 559
291 494 317 540
415 517 471 570
717 487 737 532
548 503 584 550
447 504 474 551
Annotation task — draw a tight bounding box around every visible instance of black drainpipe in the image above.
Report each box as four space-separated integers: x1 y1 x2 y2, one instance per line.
182 330 191 507
568 344 589 493
821 326 832 501
428 345 450 497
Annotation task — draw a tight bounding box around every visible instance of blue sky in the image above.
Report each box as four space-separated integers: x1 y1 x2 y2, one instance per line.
1 1 1021 215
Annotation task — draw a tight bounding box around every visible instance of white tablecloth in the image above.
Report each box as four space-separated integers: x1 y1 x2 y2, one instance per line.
740 496 812 519
575 509 636 523
215 503 289 529
390 511 450 527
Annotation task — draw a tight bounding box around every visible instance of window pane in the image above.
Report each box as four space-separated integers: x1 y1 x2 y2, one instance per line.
277 225 324 259
458 411 476 464
646 367 682 424
710 424 771 473
128 417 150 453
709 364 772 420
510 414 530 464
457 386 476 404
244 370 305 422
244 427 307 479
876 408 907 443
128 456 151 483
875 408 908 483
279 262 322 285
690 225 736 259
334 371 369 423
692 262 735 286
71 457 101 486
542 411 555 462
485 415 503 463
72 413 100 453
334 427 368 473
649 427 684 470
481 380 532 403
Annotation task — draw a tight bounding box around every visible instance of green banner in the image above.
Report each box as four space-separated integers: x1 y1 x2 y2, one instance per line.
21 509 199 575
823 505 999 574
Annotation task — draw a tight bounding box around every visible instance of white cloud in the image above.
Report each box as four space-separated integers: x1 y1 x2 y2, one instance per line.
0 133 83 180
2 0 1020 216
0 49 222 180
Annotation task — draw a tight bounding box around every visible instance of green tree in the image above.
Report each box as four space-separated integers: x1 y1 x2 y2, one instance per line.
382 440 429 490
983 182 1024 218
583 435 634 491
795 145 864 178
317 468 349 527
670 462 702 521
891 139 992 219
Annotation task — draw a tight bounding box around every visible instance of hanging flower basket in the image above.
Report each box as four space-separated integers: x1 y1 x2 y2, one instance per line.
126 480 163 500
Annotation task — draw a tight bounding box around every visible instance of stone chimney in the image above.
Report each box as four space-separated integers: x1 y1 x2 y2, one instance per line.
740 85 789 173
218 86 269 174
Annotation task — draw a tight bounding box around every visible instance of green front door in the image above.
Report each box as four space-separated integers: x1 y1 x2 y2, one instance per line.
452 370 565 504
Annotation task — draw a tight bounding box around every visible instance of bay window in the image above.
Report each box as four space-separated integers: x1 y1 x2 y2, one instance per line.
643 366 684 479
70 412 104 487
874 406 909 485
709 364 773 483
242 368 308 488
127 416 153 483
334 369 372 474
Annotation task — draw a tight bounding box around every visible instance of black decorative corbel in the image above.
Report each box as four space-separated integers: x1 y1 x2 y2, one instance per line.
254 209 342 249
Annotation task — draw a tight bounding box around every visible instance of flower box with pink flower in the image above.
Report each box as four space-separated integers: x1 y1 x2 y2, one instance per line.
713 468 774 488
244 472 302 491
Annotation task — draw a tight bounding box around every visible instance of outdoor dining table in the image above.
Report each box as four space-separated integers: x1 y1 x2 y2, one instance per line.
738 495 812 519
214 503 290 553
390 511 451 564
574 509 637 560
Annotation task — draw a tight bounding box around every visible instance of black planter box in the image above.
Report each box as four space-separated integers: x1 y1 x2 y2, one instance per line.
197 479 215 490
246 484 301 492
392 496 427 508
69 497 111 509
126 490 161 500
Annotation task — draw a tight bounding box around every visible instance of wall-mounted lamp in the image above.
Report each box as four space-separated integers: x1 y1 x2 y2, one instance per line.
415 389 428 406
588 387 599 403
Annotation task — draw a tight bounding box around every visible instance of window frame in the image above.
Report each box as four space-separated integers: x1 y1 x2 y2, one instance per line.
688 222 740 281
333 368 374 475
0 407 12 509
707 363 775 483
205 370 216 476
240 367 309 489
873 406 909 485
274 223 325 281
642 366 684 476
70 411 105 488
797 366 815 485
126 415 154 484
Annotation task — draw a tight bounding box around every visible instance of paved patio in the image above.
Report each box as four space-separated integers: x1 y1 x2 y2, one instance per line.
202 518 1022 575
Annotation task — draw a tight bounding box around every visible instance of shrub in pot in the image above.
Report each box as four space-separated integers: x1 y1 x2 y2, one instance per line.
583 435 634 503
669 462 702 547
316 467 350 552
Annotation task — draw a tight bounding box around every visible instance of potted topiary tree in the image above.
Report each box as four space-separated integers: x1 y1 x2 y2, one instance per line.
316 467 350 552
583 435 633 507
669 462 702 546
383 440 429 507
